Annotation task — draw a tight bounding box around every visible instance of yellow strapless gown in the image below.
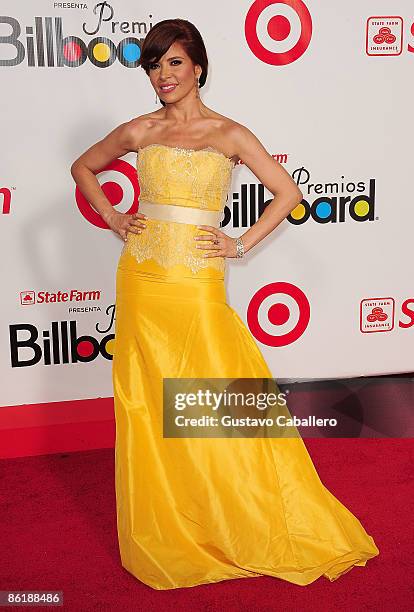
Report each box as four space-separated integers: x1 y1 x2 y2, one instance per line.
112 143 379 590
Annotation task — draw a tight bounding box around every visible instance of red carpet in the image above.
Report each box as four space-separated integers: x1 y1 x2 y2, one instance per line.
0 439 412 611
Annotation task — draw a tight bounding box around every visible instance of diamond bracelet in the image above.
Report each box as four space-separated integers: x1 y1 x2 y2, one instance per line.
235 236 245 258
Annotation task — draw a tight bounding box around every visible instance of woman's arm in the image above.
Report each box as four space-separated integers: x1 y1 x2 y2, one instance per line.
230 123 303 254
70 117 148 239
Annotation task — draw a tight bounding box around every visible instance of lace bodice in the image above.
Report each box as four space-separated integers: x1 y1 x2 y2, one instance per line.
121 144 235 276
136 143 235 210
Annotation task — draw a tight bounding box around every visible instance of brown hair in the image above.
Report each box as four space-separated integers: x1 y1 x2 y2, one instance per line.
139 19 208 106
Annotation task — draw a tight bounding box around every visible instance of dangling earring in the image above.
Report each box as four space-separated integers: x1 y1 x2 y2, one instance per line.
195 77 200 99
155 91 159 104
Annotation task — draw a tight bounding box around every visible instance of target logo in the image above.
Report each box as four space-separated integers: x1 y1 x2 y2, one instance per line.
75 158 139 228
247 282 310 347
245 0 312 65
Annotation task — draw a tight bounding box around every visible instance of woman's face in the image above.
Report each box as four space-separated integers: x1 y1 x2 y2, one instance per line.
148 41 201 103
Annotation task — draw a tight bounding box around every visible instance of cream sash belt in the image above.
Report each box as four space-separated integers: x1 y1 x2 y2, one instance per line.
138 199 222 227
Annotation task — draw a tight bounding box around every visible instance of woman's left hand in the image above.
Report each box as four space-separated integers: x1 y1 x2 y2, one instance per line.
194 226 243 259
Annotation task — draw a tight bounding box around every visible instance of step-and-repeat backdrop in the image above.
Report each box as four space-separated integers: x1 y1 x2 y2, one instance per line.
1 1 412 407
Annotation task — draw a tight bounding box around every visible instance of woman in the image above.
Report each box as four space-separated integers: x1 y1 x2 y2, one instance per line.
71 18 379 590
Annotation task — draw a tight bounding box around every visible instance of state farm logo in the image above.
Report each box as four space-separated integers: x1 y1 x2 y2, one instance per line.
245 0 312 65
20 289 101 305
366 16 403 56
21 291 35 305
360 297 395 332
247 281 310 347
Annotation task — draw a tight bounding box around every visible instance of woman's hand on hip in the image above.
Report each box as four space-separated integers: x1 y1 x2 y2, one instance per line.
106 210 148 242
194 226 243 259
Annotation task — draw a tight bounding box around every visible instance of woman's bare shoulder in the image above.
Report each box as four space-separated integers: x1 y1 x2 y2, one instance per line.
207 110 250 160
131 109 165 126
208 110 249 145
126 110 165 148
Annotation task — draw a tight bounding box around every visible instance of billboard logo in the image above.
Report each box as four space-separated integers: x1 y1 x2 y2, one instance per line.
288 178 376 225
9 319 115 367
0 3 150 68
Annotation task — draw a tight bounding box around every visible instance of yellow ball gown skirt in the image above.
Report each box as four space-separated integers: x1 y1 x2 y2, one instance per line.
112 143 379 590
